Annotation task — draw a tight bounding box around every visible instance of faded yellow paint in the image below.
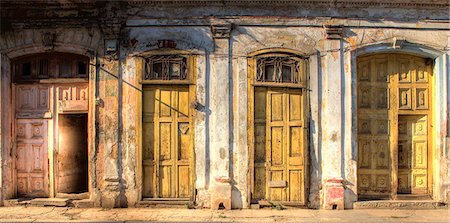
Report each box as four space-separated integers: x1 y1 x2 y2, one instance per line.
253 87 306 204
357 54 433 199
142 86 192 198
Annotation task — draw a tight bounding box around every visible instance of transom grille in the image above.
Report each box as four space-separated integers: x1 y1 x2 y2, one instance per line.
144 55 188 81
256 56 305 84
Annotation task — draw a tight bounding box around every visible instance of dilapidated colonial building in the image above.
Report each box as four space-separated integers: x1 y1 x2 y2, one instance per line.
0 0 449 209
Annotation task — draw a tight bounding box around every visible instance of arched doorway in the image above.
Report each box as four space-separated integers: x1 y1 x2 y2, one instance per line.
248 51 309 206
357 53 433 200
12 52 90 198
140 54 196 203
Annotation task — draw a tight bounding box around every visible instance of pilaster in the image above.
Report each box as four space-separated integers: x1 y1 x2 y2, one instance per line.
321 24 345 210
209 22 233 210
98 19 124 208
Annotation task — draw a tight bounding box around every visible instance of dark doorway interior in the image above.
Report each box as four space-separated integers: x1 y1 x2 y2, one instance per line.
57 114 88 194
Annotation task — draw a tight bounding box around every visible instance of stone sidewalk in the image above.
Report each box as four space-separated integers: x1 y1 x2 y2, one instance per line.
0 206 448 222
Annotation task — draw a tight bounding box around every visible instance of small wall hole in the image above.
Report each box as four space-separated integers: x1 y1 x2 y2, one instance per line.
332 204 337 210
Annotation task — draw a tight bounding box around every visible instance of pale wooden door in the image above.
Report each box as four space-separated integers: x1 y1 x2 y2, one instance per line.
15 119 49 197
253 87 306 204
398 116 428 194
142 86 192 198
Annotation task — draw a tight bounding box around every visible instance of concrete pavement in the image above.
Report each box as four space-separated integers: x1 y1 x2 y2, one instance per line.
0 206 448 222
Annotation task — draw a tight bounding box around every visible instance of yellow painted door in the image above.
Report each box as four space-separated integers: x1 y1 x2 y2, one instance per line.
142 86 192 198
398 116 428 194
357 54 432 198
15 119 49 197
253 87 306 204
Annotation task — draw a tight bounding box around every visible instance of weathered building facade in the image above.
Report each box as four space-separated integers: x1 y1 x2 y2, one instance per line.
0 0 449 209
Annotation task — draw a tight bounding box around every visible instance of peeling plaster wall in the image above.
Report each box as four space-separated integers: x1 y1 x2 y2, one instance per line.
98 56 121 208
120 56 139 207
0 28 102 57
231 55 249 209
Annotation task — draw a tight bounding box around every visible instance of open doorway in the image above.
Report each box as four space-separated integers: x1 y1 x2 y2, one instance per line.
57 114 88 194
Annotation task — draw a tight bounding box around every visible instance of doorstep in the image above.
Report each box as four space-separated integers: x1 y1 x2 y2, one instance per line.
136 198 192 208
353 200 447 209
3 198 93 207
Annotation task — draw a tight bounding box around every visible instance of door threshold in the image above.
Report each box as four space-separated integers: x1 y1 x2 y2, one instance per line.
137 198 193 208
396 194 432 200
4 197 93 207
56 192 89 200
353 200 446 209
142 197 190 201
255 200 307 209
4 198 69 207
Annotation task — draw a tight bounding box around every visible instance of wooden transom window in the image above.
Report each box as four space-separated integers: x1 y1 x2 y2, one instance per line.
13 53 89 82
143 55 189 82
254 54 307 87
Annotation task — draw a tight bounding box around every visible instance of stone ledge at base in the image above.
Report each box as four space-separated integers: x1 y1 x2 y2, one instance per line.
136 199 192 208
30 198 70 207
72 199 94 208
3 198 93 208
353 200 447 209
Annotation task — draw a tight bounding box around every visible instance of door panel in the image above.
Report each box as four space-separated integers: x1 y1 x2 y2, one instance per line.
398 116 428 194
142 86 192 199
253 87 306 204
15 119 49 197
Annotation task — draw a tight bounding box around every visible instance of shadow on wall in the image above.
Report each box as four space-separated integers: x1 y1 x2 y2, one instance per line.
128 26 215 54
231 179 243 209
308 51 323 209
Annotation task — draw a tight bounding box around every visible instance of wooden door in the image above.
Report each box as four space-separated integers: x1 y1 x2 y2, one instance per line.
253 87 306 204
398 116 428 194
15 119 49 197
356 55 390 197
142 86 193 199
357 54 432 198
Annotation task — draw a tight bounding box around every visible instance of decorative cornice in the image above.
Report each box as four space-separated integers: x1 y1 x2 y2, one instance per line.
1 0 447 14
2 0 448 8
127 0 449 8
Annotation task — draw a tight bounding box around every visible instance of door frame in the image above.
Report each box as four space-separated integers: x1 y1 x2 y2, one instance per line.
2 49 96 202
247 49 310 206
12 81 92 199
136 53 197 202
53 82 90 197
